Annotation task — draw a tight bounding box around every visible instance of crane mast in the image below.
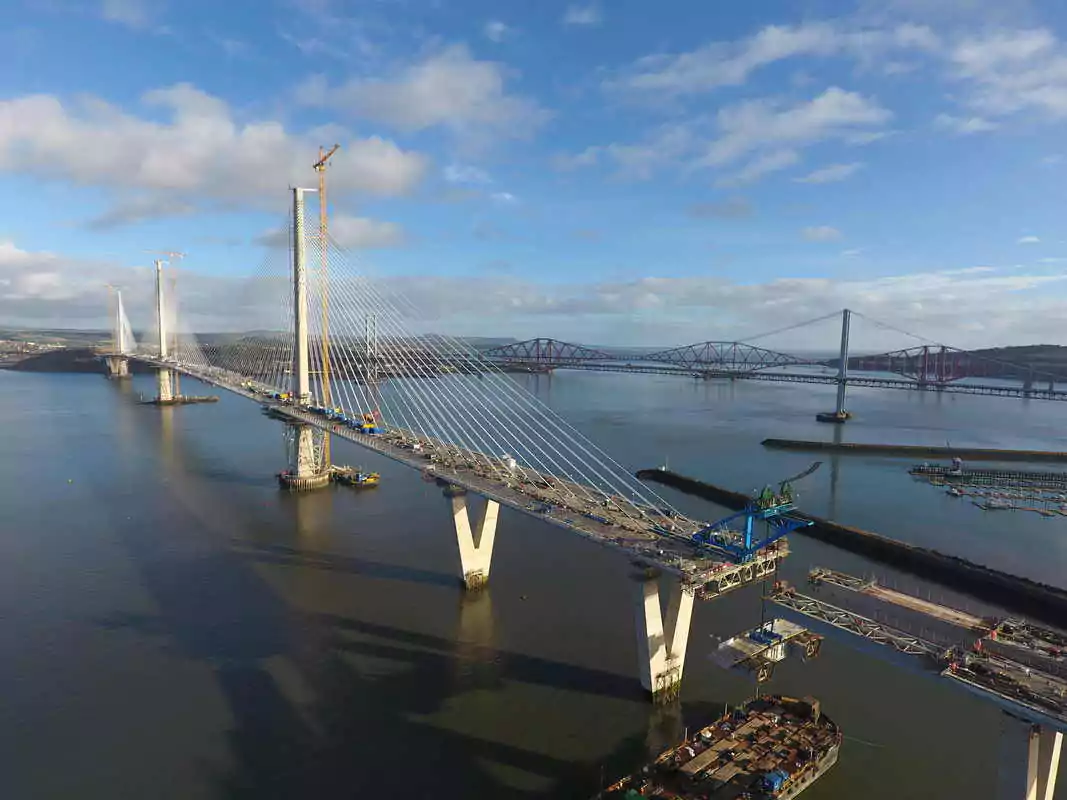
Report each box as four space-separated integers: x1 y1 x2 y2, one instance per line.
314 144 339 469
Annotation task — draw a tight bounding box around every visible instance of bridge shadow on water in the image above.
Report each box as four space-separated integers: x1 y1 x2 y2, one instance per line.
95 406 672 798
234 541 458 590
99 541 659 798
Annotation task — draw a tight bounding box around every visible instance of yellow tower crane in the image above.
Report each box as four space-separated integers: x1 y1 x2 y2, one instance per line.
314 145 339 470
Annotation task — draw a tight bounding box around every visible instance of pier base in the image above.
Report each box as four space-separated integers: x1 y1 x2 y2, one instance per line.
278 423 330 491
104 355 129 379
156 368 174 403
634 575 695 704
450 490 499 591
815 411 851 424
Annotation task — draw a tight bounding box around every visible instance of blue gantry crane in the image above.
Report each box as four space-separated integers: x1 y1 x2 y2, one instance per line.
692 463 820 563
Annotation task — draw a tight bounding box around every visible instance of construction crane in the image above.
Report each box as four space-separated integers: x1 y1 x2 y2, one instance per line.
691 462 821 563
145 250 186 264
314 145 339 470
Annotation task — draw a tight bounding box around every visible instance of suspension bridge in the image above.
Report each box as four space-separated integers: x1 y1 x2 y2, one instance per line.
94 186 1065 797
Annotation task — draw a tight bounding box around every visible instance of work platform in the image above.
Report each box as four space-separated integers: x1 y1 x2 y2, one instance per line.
770 570 1067 731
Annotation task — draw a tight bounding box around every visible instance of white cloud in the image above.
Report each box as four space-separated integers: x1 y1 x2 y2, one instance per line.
552 146 603 171
100 0 160 30
1043 154 1064 165
841 248 864 257
687 198 753 219
6 238 1067 348
554 88 888 185
933 112 997 134
700 87 891 168
803 226 843 241
1018 235 1041 244
563 4 603 27
307 45 549 143
795 162 863 183
444 164 492 185
484 20 512 42
490 192 518 204
258 214 404 250
717 150 799 186
947 28 1067 120
608 21 938 97
84 195 197 230
0 85 427 220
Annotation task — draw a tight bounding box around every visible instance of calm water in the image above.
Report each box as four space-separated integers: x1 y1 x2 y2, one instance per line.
1 369 1064 799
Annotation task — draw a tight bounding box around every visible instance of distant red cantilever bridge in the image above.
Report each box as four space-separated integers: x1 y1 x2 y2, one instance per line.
480 336 1067 402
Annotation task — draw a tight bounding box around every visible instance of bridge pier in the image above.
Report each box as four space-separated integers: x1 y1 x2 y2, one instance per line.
449 488 499 590
104 355 130 379
999 715 1062 800
634 574 694 703
279 423 331 491
156 368 175 402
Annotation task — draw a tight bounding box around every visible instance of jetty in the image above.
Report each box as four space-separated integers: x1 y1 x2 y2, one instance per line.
761 439 1067 463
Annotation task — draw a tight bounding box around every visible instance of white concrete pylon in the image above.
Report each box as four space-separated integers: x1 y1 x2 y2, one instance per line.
634 576 695 702
1027 725 1062 800
157 368 174 402
452 494 499 590
291 424 319 478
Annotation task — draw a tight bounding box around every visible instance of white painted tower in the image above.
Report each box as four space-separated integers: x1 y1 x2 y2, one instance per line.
280 187 329 490
155 260 174 402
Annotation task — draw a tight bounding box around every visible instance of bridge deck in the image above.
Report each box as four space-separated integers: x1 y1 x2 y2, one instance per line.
136 356 784 598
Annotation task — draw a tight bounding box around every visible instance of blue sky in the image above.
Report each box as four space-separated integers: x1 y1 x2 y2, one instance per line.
2 0 1067 346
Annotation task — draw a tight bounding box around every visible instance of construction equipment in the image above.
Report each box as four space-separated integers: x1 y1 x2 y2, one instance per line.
692 464 820 563
314 145 339 467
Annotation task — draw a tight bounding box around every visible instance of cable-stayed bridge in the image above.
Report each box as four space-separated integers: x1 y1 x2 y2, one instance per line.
98 188 798 702
93 187 1067 795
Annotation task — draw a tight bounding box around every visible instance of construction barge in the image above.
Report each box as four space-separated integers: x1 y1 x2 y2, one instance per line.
141 395 219 406
598 696 840 799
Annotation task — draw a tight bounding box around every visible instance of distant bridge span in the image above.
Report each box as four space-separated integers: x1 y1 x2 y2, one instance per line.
481 335 1067 403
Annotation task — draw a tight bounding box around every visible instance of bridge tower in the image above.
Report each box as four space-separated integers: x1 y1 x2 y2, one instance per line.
279 187 331 491
103 288 131 378
154 260 175 403
817 308 852 423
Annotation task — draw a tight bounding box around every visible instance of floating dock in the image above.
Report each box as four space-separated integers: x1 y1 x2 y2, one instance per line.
911 463 1067 490
637 467 1067 628
762 439 1067 463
